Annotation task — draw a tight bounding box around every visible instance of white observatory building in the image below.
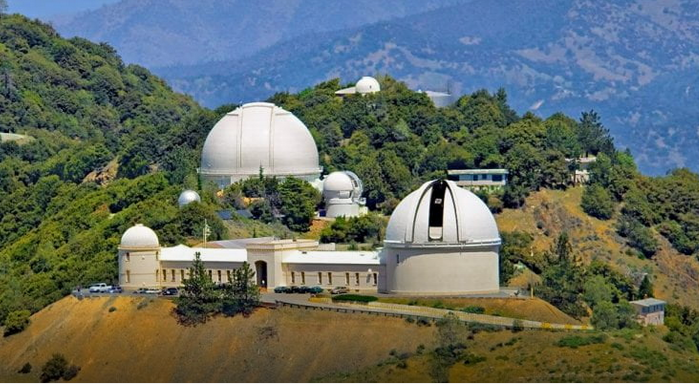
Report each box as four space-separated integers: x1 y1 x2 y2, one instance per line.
199 102 322 189
378 179 501 295
119 179 501 296
335 76 381 96
322 171 367 218
177 190 201 207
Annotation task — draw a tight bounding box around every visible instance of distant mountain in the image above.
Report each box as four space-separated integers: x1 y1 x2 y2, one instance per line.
155 0 699 175
52 0 462 67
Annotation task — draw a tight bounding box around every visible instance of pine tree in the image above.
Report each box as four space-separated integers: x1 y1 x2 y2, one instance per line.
222 262 260 317
638 275 654 299
174 252 219 325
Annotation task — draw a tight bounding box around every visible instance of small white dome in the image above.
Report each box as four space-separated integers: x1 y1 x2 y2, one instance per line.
120 224 159 249
178 190 201 207
355 76 380 94
200 102 321 183
385 180 500 247
323 171 355 192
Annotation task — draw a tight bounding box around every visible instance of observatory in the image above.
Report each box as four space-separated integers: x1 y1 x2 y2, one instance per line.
177 190 201 207
322 171 366 218
335 76 381 96
379 179 501 295
199 102 322 189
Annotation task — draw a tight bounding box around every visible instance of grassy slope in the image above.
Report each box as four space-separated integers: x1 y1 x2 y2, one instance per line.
0 297 433 382
319 327 699 382
496 187 699 310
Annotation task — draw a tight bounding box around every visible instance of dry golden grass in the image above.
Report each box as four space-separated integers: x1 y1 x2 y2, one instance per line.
496 187 699 310
0 296 434 382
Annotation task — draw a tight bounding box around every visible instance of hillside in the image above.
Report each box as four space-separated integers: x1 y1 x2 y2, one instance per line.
51 0 460 67
158 0 699 175
0 296 434 382
496 187 699 310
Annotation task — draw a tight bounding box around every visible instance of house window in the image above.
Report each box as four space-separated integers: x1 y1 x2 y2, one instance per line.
181 270 185 281
355 273 360 286
162 269 167 282
396 254 400 264
492 174 503 182
328 272 332 285
126 252 130 262
155 269 159 282
301 272 306 285
227 270 231 282
171 269 175 282
345 273 350 285
318 272 323 285
156 251 159 261
217 270 222 282
291 271 296 284
373 273 377 286
126 270 130 283
208 270 212 280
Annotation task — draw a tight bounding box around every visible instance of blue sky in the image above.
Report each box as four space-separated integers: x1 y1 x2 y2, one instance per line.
7 0 120 19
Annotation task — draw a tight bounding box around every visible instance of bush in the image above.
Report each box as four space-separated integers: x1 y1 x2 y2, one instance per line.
62 365 80 381
511 319 524 333
462 306 485 314
331 294 377 303
18 362 32 374
40 354 68 382
108 306 117 313
556 334 607 348
581 184 614 220
3 309 31 336
617 215 658 258
463 353 487 365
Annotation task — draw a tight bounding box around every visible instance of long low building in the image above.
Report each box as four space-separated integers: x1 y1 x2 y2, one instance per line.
118 179 502 295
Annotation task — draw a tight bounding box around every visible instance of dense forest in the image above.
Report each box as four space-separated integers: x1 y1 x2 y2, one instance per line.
1 14 698 349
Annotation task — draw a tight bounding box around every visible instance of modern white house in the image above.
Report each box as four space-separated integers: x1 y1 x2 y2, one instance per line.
566 156 597 185
118 179 502 296
447 169 509 192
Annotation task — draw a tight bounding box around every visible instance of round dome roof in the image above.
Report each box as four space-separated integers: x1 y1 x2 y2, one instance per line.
355 76 380 94
323 171 357 192
178 190 201 207
200 102 321 180
385 180 500 247
120 224 159 249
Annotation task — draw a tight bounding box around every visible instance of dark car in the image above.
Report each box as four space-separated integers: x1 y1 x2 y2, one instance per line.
161 287 179 296
298 286 312 294
289 286 301 293
274 286 290 293
108 285 123 294
309 286 323 294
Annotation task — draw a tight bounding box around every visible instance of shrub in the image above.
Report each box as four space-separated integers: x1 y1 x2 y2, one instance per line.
463 353 487 365
40 354 68 382
416 318 431 327
556 334 607 348
331 294 377 303
512 319 524 333
108 306 117 313
462 306 485 314
581 184 614 220
3 309 31 336
63 365 80 381
18 362 32 374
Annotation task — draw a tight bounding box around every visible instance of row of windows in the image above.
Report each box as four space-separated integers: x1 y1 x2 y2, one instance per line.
290 271 378 286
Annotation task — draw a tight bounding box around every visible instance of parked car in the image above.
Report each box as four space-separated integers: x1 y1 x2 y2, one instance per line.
108 285 123 294
289 286 301 293
161 287 179 296
298 286 312 294
89 283 112 293
274 286 290 293
134 288 148 295
309 286 323 294
145 288 160 294
330 286 349 294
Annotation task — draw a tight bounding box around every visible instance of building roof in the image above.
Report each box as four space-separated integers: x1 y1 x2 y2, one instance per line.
334 86 357 95
385 179 501 247
160 244 247 262
282 250 381 265
120 224 159 249
355 76 380 94
447 169 509 175
208 237 277 249
199 102 321 179
630 298 667 307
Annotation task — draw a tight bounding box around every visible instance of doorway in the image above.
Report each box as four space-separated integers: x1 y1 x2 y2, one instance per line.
255 260 268 288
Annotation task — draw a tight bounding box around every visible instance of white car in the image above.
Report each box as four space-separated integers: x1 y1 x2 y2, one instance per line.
89 283 112 293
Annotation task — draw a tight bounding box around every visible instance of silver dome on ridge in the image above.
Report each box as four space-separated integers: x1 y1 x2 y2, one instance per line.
178 190 201 207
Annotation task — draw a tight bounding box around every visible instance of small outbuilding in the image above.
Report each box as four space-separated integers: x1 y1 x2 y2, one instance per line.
630 298 666 326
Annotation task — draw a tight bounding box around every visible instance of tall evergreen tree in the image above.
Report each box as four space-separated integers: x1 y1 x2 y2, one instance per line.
222 262 260 316
638 275 654 299
174 252 219 325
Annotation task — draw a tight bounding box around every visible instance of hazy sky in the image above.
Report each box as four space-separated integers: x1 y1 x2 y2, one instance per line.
7 0 120 19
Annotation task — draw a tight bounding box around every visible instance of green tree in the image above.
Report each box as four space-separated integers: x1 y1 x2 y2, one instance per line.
638 275 654 299
581 184 614 220
225 261 260 317
278 177 321 232
174 252 219 325
591 301 619 330
3 309 30 336
40 354 68 382
583 275 613 308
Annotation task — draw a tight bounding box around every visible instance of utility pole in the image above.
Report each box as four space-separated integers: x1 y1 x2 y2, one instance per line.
203 219 211 248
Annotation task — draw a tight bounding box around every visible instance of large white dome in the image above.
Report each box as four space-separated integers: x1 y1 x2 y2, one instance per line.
385 179 500 247
120 224 159 249
355 76 380 94
200 102 321 186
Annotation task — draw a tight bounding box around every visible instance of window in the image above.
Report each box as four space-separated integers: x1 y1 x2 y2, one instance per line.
155 269 159 282
227 270 232 282
125 252 130 262
126 270 130 283
181 270 185 281
162 269 167 282
291 271 296 284
492 174 503 182
328 272 332 285
396 254 400 264
345 273 350 285
355 273 360 286
318 272 323 285
301 272 306 285
208 270 212 280
217 270 222 282
171 269 175 282
373 273 377 286
156 251 159 261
